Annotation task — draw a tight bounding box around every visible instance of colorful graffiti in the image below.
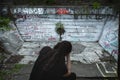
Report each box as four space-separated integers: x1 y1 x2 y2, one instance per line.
99 21 118 60
16 17 104 42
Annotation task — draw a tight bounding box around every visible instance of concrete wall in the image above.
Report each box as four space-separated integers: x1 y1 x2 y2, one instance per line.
99 20 119 61
0 21 23 54
16 17 104 42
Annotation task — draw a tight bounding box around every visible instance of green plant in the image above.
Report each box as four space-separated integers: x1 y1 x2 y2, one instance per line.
55 22 65 41
12 64 25 72
93 1 101 9
0 17 11 31
0 63 24 80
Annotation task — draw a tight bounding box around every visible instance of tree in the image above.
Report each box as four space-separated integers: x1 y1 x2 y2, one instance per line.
55 22 65 41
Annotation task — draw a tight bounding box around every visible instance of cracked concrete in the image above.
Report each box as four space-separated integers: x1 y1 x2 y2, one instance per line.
12 41 117 80
18 42 105 64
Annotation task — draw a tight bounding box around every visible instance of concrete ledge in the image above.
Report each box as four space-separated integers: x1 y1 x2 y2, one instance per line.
71 62 102 77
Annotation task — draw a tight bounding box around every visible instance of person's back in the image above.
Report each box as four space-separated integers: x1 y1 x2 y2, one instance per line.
29 46 52 80
42 41 76 80
29 41 76 80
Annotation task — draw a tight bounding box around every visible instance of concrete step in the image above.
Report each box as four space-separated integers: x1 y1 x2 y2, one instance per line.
12 62 103 80
12 63 118 80
96 62 117 77
71 62 102 77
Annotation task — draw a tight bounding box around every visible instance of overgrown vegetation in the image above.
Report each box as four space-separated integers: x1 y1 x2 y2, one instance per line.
93 1 101 9
0 42 9 70
0 17 11 31
13 0 56 5
0 64 25 80
0 41 24 80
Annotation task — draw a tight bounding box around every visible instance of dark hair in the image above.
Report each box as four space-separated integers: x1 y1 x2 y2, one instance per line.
37 41 72 74
37 46 52 62
54 42 61 49
39 46 52 56
54 41 72 56
29 46 52 80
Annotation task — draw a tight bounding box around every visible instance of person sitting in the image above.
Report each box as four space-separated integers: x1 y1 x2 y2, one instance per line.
53 41 76 80
29 41 76 80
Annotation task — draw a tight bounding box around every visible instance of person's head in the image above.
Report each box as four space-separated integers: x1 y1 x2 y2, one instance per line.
54 41 72 56
37 41 72 72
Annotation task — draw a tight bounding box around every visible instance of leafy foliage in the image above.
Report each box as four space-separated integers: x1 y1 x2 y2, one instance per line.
93 1 101 9
55 22 65 35
0 64 24 80
44 0 55 4
55 22 65 41
0 17 11 31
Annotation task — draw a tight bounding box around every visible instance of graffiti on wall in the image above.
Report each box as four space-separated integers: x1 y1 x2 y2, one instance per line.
16 17 104 41
99 21 118 60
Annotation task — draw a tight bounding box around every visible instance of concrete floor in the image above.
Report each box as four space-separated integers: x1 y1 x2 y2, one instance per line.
12 42 118 80
18 42 105 64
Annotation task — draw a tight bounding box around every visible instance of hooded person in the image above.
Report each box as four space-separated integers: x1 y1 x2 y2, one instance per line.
29 41 76 80
29 46 52 80
53 41 76 80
